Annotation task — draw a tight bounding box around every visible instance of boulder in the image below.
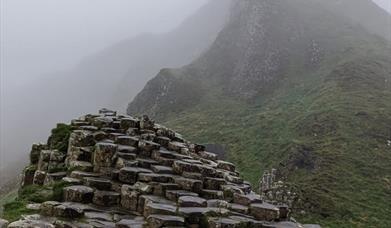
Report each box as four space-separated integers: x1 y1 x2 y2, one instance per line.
201 189 224 200
173 160 200 174
143 202 177 217
116 136 139 147
33 170 47 185
166 190 199 201
178 196 207 207
63 185 94 203
217 160 236 172
137 195 175 214
174 177 203 193
54 203 85 218
116 218 145 228
93 190 120 207
151 165 174 174
40 201 61 216
0 219 9 228
147 215 185 228
178 207 230 225
138 173 173 183
93 142 118 171
250 203 280 221
8 219 54 228
204 177 227 190
118 167 152 184
121 187 139 211
83 177 112 190
233 193 262 206
138 140 160 157
207 217 245 228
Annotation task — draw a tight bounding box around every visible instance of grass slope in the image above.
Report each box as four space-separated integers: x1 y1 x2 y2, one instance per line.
161 55 391 227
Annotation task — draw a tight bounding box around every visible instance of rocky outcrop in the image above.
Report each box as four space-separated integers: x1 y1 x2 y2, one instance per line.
4 109 318 227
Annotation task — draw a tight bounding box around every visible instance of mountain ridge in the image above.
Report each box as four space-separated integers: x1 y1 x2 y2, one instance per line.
127 0 391 226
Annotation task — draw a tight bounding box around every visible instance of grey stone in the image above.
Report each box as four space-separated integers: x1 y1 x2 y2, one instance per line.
174 177 203 193
204 177 227 190
118 167 152 184
93 190 120 207
143 202 177 217
166 190 199 201
137 195 175 214
84 211 113 221
136 158 159 169
0 219 8 228
33 170 47 185
138 173 173 183
201 189 224 200
63 185 94 203
233 193 262 206
69 160 93 172
116 218 145 228
178 207 230 225
178 196 207 207
217 160 236 172
116 136 139 147
83 177 112 190
207 217 244 228
250 203 280 221
173 160 200 174
70 170 101 179
94 142 118 172
40 201 61 216
147 215 185 228
54 203 85 218
8 219 54 228
151 165 174 174
62 177 83 185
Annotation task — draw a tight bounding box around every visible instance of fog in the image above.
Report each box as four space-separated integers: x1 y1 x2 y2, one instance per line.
0 0 221 184
373 0 391 12
0 0 389 187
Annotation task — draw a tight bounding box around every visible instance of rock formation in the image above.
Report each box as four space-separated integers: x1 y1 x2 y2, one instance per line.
1 109 319 228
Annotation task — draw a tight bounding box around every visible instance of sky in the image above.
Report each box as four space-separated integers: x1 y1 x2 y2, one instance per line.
0 0 209 178
373 0 391 12
0 0 208 87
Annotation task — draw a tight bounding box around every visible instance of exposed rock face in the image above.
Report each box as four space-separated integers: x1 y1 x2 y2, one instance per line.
7 109 317 227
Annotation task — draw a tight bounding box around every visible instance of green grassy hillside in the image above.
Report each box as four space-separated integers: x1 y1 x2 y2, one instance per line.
157 54 391 227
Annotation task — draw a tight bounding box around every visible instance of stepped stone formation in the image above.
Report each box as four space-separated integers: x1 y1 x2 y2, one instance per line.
7 109 319 227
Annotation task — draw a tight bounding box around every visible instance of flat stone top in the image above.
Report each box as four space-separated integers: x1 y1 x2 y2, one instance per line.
64 185 94 192
250 202 279 211
120 167 153 173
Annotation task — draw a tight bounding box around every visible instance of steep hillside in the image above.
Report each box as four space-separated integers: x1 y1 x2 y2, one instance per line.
128 0 391 227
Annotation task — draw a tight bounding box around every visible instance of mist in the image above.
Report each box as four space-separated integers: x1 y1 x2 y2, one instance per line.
0 0 222 185
0 0 389 191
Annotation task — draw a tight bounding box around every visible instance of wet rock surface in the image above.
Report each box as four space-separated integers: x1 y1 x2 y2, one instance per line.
5 109 318 227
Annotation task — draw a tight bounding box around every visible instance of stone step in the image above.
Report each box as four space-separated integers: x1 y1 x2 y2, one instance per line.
143 202 177 218
118 167 153 184
63 185 94 204
83 177 112 190
93 190 120 207
146 214 185 228
165 190 199 201
151 165 174 174
70 170 102 179
136 158 159 169
178 196 207 207
69 161 93 172
138 173 174 183
137 195 176 215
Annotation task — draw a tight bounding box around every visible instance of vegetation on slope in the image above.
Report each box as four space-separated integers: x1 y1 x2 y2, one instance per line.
158 54 391 227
